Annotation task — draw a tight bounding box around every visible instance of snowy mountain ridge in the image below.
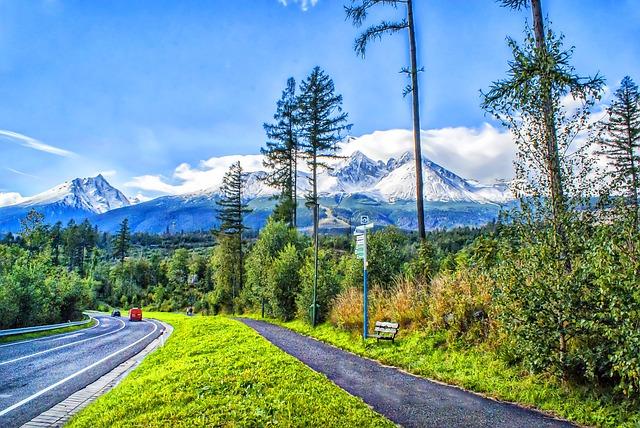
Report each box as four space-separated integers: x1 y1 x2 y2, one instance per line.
10 174 131 214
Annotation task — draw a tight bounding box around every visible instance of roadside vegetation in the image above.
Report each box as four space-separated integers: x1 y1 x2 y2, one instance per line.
0 316 96 344
68 313 393 428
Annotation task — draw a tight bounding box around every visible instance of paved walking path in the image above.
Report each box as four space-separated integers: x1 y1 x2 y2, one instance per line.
239 318 575 428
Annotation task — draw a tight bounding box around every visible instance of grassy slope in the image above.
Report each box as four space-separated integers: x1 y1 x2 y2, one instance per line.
0 317 97 345
68 313 394 428
248 316 640 428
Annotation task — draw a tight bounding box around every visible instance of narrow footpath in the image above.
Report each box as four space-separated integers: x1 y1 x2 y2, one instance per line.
239 318 575 428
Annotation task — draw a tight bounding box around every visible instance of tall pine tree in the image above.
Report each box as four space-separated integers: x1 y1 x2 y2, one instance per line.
298 66 351 326
599 76 640 229
113 218 131 264
262 77 299 228
345 0 427 240
216 161 252 307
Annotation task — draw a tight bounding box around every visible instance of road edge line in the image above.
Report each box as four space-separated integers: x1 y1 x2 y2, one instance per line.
20 320 173 428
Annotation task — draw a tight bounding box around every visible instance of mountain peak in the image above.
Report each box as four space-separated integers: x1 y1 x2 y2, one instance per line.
16 175 131 214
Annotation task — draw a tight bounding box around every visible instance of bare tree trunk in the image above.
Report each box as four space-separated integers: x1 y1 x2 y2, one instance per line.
628 127 639 231
293 144 298 229
407 0 426 240
312 152 319 327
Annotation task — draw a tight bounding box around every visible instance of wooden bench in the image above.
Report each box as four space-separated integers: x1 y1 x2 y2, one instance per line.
371 321 399 342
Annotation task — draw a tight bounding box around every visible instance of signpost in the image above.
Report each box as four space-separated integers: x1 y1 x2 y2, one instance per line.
354 216 373 340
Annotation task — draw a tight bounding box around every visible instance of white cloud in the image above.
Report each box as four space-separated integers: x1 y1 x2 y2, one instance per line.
0 130 77 158
126 126 516 196
278 0 318 11
126 154 265 195
0 192 25 207
130 192 153 204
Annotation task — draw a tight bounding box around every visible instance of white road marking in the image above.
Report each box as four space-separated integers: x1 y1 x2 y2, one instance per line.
0 395 11 398
0 317 100 349
0 318 125 367
0 320 159 418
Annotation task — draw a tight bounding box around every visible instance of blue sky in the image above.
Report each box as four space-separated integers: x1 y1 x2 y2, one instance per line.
0 0 638 200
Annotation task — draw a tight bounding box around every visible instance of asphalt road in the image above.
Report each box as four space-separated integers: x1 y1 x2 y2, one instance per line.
0 314 163 428
240 318 575 428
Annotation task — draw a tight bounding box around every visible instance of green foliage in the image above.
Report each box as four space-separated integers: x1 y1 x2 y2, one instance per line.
297 248 340 324
113 218 131 264
243 219 304 316
68 314 393 428
267 243 302 321
298 66 351 209
0 244 93 328
404 240 438 282
210 236 240 313
262 77 300 228
598 75 640 228
581 223 640 396
367 226 411 287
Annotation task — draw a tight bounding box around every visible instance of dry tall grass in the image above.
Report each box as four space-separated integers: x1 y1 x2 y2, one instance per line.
329 277 429 333
329 268 495 342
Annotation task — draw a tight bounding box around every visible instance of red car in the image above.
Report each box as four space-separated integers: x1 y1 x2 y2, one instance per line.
129 307 143 322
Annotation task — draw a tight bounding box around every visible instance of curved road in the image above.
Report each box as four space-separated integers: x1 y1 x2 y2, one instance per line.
0 314 163 428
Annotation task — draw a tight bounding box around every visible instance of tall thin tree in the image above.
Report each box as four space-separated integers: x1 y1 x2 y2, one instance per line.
497 0 566 236
482 13 603 380
599 76 640 229
262 77 300 228
345 0 426 240
298 66 352 326
216 161 252 304
113 218 131 265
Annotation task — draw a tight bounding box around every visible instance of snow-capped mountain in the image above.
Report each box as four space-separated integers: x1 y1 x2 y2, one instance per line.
0 175 132 232
0 151 513 234
371 153 511 203
303 150 511 204
327 150 388 192
14 175 131 213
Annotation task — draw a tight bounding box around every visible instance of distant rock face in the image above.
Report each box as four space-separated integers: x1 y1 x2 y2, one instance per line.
15 174 131 214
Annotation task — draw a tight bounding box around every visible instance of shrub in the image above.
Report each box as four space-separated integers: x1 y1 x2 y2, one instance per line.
297 248 340 324
243 219 304 312
367 227 411 288
267 243 302 321
328 286 363 331
330 277 429 333
428 268 495 344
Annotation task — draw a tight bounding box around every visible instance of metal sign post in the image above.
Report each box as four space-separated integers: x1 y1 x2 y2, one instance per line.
354 216 373 340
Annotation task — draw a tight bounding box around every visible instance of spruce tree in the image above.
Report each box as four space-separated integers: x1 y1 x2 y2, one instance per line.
113 218 131 264
599 76 640 229
297 66 351 326
345 0 427 240
262 77 299 228
216 161 252 307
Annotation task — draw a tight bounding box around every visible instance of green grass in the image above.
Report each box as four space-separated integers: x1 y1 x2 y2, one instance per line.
68 313 395 428
0 317 97 345
247 316 640 428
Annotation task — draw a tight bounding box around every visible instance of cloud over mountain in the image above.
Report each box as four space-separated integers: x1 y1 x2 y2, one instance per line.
126 126 516 197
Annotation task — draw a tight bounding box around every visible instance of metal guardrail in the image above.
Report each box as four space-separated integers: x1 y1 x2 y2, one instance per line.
0 315 93 337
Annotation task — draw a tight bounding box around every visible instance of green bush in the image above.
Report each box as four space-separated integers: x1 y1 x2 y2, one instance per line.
296 248 340 324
